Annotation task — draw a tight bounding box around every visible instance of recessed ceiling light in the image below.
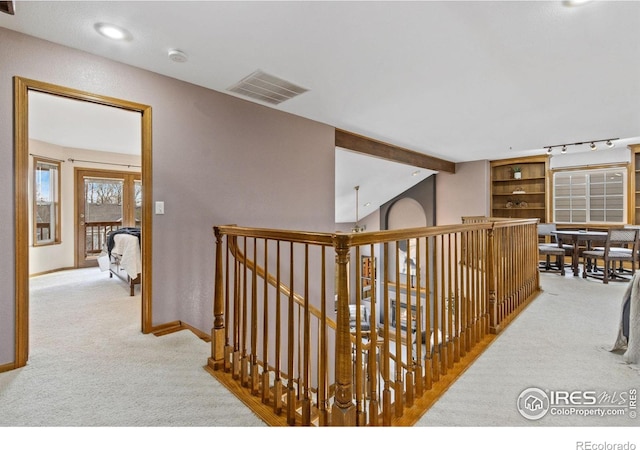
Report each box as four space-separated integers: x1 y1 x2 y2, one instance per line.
94 23 132 41
563 0 592 6
364 202 371 207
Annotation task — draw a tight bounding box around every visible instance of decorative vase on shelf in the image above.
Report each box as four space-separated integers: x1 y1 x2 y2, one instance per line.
512 166 522 179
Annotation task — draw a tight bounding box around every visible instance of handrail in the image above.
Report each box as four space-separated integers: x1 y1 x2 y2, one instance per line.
215 225 336 246
208 218 541 426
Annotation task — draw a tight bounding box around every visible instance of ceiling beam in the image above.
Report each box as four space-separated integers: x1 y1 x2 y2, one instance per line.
0 1 15 15
335 129 455 174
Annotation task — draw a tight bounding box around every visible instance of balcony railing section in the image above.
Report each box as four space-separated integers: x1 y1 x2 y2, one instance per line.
207 218 540 426
85 221 122 255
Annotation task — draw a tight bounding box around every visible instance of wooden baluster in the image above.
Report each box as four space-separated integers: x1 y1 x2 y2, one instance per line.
469 229 477 348
262 239 270 404
447 233 455 369
382 243 392 426
367 243 379 425
453 233 461 364
424 236 433 391
287 242 296 425
440 234 448 375
404 239 414 408
317 248 329 426
414 237 423 398
297 304 302 403
241 236 249 386
354 246 366 426
331 234 356 426
482 227 490 338
224 235 233 372
273 241 283 415
480 228 487 339
394 241 404 417
232 238 242 380
488 225 498 334
301 244 311 426
250 238 259 395
459 230 468 357
432 235 441 381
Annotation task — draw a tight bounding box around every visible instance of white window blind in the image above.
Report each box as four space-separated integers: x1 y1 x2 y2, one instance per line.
553 167 626 224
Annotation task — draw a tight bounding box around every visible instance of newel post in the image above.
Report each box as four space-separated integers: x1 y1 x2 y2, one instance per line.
331 234 357 426
487 226 498 334
209 226 226 370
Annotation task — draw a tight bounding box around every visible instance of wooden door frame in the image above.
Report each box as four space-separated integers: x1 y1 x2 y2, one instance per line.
14 77 153 368
75 168 141 268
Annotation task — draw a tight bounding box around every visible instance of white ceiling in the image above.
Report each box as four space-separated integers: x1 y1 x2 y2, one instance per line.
3 0 640 222
29 91 141 155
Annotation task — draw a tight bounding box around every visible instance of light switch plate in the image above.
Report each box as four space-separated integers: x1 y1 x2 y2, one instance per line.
155 201 165 215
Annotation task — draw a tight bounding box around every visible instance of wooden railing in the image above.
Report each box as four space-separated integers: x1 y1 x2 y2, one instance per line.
85 221 122 255
36 222 51 241
207 218 540 426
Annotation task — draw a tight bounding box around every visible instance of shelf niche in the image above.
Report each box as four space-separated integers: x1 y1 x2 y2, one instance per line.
490 155 549 222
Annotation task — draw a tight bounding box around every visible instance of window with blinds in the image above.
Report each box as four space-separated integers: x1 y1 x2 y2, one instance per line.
553 167 626 224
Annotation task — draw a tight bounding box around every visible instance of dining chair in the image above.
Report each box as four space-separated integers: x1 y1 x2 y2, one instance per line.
582 228 639 283
589 225 640 275
537 223 568 275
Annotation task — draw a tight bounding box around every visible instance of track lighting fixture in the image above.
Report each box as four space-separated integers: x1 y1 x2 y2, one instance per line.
542 138 619 155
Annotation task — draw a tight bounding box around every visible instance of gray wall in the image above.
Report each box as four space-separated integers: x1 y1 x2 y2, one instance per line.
380 175 436 229
436 160 490 225
0 28 336 365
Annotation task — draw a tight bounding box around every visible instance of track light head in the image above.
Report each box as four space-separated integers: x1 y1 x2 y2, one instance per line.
541 138 618 155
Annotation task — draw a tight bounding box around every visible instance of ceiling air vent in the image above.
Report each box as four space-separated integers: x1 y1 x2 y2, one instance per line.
227 70 308 105
0 1 15 15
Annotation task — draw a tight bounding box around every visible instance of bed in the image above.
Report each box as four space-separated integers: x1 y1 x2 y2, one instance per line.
105 227 141 296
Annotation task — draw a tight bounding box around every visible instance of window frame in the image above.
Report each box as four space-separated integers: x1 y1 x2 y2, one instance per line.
33 156 62 246
551 164 629 225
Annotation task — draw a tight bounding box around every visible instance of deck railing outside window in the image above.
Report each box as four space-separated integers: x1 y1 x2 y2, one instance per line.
207 218 540 426
85 221 123 255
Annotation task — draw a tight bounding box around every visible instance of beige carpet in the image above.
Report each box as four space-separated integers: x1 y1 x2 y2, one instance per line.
2 267 639 447
0 267 265 428
416 271 640 428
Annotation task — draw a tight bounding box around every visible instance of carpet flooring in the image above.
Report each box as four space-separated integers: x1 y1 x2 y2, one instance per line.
1 267 639 448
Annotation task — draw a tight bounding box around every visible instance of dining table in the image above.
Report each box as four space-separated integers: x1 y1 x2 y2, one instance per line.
550 230 608 277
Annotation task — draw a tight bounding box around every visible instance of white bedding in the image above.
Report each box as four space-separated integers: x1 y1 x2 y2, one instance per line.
111 234 142 280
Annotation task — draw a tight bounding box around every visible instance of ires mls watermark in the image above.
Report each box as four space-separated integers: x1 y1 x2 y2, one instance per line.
516 387 637 421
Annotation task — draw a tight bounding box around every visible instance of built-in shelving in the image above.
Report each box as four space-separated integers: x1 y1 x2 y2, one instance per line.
490 155 549 223
632 144 640 224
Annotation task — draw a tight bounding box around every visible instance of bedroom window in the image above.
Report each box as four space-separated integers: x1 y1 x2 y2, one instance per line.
33 157 61 245
552 167 627 224
134 179 142 226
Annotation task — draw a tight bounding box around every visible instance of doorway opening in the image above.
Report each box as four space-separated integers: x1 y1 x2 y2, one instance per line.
14 77 153 368
75 169 141 268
